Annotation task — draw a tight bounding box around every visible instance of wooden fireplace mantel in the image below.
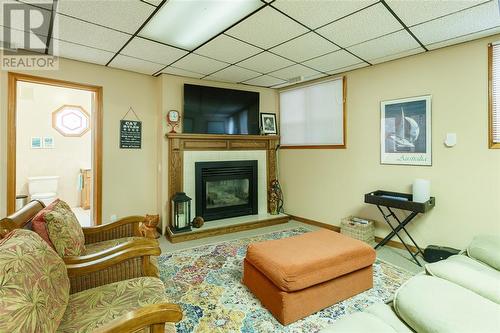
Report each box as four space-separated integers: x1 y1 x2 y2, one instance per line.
166 133 282 241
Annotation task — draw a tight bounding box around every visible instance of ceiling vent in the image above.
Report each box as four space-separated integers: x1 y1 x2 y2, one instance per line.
287 76 304 84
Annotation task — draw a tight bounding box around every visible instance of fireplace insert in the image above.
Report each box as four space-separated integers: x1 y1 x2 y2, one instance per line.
195 160 258 221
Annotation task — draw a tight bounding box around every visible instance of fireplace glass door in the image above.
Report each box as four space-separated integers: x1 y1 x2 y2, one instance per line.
195 160 258 221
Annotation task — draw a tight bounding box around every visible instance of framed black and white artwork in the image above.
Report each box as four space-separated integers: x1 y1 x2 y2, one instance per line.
381 95 432 166
260 113 277 135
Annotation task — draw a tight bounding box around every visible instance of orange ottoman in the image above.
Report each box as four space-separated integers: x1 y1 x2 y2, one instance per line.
243 229 376 325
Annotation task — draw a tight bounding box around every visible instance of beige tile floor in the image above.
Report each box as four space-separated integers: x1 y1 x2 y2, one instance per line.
158 220 425 274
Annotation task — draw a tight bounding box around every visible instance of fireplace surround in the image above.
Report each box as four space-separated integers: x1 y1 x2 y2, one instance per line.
165 133 287 242
195 160 258 221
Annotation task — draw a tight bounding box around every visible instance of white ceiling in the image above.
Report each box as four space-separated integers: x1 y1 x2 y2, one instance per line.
1 0 499 88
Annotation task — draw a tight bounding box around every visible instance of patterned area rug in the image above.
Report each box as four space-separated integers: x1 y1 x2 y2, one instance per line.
159 228 413 333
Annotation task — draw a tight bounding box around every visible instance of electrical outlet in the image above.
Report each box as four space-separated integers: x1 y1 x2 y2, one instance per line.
110 214 117 222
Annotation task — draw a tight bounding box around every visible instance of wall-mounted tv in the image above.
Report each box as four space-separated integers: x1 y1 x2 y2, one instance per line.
183 84 260 135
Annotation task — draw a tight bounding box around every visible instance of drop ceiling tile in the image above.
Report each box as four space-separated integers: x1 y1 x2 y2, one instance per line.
206 65 261 83
243 75 286 87
269 32 339 62
172 53 229 75
108 54 164 75
426 25 500 50
226 7 308 49
51 39 114 65
370 48 424 65
303 50 361 73
327 62 369 75
347 30 422 63
54 14 130 52
385 0 489 27
195 34 261 64
161 66 205 79
273 0 377 29
57 0 154 34
316 3 402 48
10 0 52 13
411 1 500 46
237 51 294 74
142 0 162 6
121 37 187 65
269 64 322 81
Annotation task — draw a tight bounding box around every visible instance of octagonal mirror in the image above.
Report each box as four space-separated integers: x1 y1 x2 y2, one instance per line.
52 105 90 137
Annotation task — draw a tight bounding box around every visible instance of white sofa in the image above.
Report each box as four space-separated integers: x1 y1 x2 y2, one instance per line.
321 235 500 333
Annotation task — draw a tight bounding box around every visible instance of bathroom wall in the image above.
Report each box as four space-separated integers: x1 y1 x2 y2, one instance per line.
16 81 92 208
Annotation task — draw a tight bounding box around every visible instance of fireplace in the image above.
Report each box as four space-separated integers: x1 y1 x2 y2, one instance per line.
195 160 258 221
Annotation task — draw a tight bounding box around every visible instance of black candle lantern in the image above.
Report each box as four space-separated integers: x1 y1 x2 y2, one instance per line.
171 192 192 233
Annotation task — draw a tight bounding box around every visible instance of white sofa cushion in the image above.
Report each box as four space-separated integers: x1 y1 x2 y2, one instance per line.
467 235 500 270
426 255 500 304
365 303 412 333
394 275 500 333
319 312 399 333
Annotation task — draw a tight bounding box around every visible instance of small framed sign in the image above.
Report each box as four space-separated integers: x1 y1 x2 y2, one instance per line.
120 120 142 149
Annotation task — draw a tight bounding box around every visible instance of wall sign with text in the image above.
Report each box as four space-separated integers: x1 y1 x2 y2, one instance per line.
120 120 142 149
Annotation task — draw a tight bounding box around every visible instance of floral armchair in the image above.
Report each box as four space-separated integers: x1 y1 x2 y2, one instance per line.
0 229 182 333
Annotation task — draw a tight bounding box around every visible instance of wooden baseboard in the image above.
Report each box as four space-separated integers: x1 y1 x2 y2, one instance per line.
289 215 418 253
165 215 291 243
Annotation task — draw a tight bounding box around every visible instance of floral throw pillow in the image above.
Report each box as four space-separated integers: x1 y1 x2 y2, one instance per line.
34 199 86 257
0 229 70 332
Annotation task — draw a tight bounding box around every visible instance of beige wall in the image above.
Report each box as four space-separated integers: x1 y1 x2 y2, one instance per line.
16 82 92 207
0 58 160 223
279 35 500 249
158 74 278 229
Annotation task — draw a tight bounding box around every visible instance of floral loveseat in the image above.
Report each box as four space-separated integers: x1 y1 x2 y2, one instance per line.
0 229 182 332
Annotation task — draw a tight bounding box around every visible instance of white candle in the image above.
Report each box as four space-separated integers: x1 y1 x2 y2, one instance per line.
413 179 430 203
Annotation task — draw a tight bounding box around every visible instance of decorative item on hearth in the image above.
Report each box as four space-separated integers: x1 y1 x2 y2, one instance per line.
167 109 180 133
192 216 204 228
171 192 192 233
139 214 160 239
269 179 283 214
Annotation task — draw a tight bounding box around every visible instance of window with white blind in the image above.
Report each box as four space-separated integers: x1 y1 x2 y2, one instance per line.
279 78 345 148
490 43 500 148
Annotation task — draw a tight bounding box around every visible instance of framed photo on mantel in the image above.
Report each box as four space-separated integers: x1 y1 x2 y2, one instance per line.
381 95 432 166
260 113 277 135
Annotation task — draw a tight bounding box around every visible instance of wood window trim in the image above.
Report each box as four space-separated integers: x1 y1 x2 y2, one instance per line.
489 44 500 149
278 76 347 150
7 72 103 225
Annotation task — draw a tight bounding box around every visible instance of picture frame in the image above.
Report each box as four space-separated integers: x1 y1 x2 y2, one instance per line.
43 136 54 149
30 137 42 149
260 113 277 135
381 95 432 166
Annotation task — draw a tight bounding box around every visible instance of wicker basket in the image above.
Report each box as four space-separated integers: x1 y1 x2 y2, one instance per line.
340 216 375 244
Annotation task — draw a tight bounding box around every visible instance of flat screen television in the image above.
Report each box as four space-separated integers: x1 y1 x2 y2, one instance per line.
183 84 259 135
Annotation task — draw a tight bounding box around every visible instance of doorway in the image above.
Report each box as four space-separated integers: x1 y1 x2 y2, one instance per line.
7 73 102 225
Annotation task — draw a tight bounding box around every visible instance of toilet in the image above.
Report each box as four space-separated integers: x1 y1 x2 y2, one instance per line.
28 176 59 206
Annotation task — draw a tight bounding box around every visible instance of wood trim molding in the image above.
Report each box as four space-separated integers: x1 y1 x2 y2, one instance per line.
7 73 103 225
165 133 280 234
289 215 418 253
488 44 499 149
